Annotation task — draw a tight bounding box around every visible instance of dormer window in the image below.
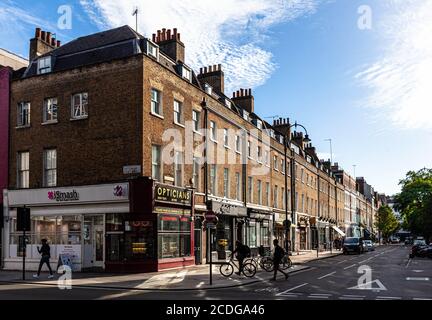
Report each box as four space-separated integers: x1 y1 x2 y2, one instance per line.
147 41 159 59
256 120 262 130
38 56 51 74
243 110 249 121
225 99 231 109
182 66 191 81
205 83 212 95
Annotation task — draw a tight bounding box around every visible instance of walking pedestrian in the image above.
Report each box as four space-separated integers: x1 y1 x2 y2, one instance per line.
270 239 289 281
33 239 54 279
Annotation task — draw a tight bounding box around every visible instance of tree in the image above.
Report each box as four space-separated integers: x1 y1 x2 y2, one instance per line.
375 205 399 241
394 168 432 242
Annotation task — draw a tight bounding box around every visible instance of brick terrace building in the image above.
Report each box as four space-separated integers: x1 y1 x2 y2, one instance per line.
2 26 381 273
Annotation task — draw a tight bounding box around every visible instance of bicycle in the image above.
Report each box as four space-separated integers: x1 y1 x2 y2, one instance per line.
219 255 257 278
258 254 293 272
246 254 274 272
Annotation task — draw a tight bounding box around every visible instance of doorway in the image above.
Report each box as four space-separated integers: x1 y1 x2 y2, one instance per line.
83 215 105 270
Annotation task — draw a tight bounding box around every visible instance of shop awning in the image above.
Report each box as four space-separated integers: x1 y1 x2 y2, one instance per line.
332 225 346 237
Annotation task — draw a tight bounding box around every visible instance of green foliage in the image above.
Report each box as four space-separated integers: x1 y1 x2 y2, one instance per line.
394 168 432 241
375 205 399 239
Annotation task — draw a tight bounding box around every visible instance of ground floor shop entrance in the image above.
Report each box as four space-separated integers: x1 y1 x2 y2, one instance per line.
83 215 105 270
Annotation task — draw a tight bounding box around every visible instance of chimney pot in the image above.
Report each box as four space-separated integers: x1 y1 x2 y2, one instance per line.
35 28 41 39
41 31 46 42
240 89 244 96
167 29 171 40
173 28 178 36
46 32 52 44
51 38 56 46
152 34 156 42
200 67 203 74
233 92 236 98
177 33 181 40
236 90 240 97
56 40 61 47
213 64 217 72
218 64 222 71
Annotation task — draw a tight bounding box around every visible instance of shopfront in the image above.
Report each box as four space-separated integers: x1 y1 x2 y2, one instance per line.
206 200 247 260
110 178 194 272
247 208 273 256
2 183 129 272
297 215 310 251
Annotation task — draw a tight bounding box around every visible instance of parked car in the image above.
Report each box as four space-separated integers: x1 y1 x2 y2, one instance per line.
417 246 432 258
364 240 375 251
410 239 428 258
343 237 365 255
389 236 400 244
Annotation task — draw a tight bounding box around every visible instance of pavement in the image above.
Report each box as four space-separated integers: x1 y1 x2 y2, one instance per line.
0 250 341 291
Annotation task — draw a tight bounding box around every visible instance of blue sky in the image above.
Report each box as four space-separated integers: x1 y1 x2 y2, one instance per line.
1 0 431 195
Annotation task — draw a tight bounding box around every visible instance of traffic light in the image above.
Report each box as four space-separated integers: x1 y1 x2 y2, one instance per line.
17 207 31 231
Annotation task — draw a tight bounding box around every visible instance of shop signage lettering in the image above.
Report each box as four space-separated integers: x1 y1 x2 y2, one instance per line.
154 207 191 215
113 185 128 197
48 190 79 202
155 184 192 205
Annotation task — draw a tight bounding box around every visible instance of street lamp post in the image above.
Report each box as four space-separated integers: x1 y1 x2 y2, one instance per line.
284 122 311 254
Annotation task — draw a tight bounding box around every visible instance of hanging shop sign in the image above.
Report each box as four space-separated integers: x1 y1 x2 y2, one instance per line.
154 184 192 206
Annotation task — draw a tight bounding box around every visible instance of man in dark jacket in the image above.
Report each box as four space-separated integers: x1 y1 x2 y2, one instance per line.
271 239 289 281
231 240 250 275
33 239 54 279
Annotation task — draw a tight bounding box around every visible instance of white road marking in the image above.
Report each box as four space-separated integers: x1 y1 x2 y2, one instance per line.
413 298 432 300
376 296 402 300
405 259 413 268
309 293 332 297
348 279 387 291
358 258 372 264
343 264 357 270
412 270 424 273
308 295 329 299
340 295 364 300
406 277 429 281
276 283 308 296
335 260 348 264
318 272 336 280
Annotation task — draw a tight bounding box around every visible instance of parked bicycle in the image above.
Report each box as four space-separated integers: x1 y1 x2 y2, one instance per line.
262 254 292 272
219 255 257 278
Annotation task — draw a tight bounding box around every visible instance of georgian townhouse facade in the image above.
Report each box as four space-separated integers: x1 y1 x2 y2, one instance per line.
2 25 381 273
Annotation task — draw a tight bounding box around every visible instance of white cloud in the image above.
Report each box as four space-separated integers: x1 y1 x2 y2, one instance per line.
80 0 319 94
356 0 432 130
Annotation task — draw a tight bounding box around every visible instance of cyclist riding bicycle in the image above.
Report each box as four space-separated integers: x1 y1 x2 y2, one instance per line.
231 240 250 275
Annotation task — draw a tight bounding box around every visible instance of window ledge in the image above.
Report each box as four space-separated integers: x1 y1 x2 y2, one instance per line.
193 130 202 136
70 116 88 121
224 145 231 150
42 120 58 126
174 121 185 128
235 150 241 155
210 139 218 144
150 112 164 120
15 125 31 129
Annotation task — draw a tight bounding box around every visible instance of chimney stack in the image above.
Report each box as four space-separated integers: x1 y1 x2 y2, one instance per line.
29 27 61 61
273 117 291 137
152 28 185 63
198 64 225 95
232 88 254 113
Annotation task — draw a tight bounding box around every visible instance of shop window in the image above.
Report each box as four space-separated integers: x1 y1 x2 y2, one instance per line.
216 216 233 252
248 222 257 248
158 215 191 259
124 220 155 260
